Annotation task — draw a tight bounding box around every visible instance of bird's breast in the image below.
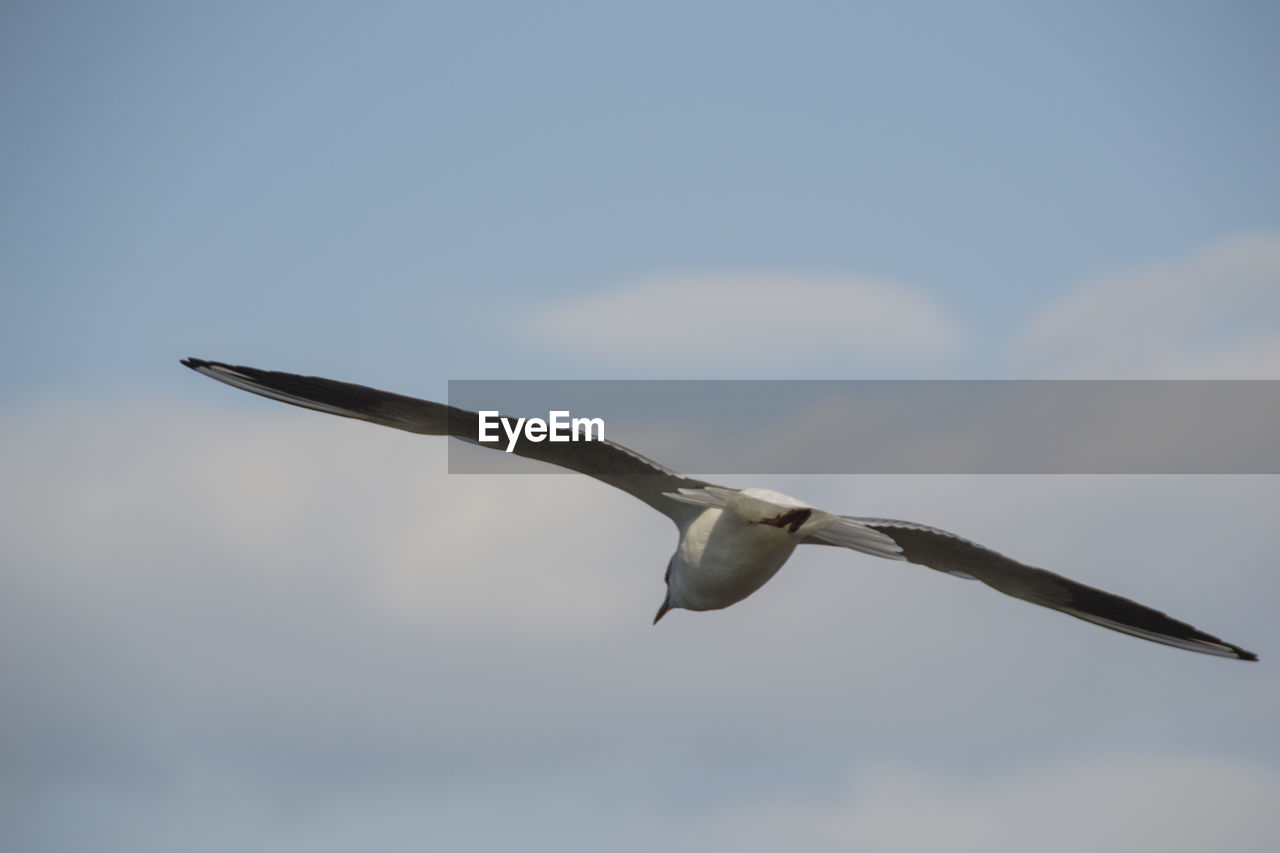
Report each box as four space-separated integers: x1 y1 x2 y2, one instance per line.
672 508 801 611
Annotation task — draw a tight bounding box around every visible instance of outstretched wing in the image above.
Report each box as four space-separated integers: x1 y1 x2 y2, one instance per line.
181 358 712 522
810 517 1257 660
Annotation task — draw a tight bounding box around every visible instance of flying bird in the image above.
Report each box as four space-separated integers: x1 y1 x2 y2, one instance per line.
181 358 1257 661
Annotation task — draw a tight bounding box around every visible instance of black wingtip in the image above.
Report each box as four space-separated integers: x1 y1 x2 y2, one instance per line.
180 357 210 370
1236 648 1259 662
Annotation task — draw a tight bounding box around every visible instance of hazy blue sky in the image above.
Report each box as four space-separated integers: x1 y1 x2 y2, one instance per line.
3 2 1279 851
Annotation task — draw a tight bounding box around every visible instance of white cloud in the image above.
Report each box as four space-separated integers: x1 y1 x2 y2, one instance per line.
2 398 1276 850
525 273 967 369
1010 233 1280 377
717 754 1280 853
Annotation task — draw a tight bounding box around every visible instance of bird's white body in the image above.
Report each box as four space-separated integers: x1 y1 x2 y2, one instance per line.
673 508 797 610
667 488 843 613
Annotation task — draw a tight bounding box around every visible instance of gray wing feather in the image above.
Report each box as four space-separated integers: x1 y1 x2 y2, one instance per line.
810 517 1257 660
181 359 711 521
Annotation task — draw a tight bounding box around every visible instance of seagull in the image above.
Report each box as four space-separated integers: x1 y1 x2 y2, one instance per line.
181 358 1257 661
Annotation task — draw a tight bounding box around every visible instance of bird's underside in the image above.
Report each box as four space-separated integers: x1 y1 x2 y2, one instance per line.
181 358 1258 661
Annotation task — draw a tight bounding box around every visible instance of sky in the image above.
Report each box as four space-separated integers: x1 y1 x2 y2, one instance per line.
2 1 1279 851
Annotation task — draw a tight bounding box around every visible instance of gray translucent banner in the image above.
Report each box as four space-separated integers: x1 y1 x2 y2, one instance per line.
446 380 1280 474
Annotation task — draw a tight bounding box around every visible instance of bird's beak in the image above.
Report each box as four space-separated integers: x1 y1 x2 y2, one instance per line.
653 596 673 624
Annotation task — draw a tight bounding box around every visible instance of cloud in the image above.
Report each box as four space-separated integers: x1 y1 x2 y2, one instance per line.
715 754 1280 853
2 398 1275 850
524 273 967 369
1010 232 1280 377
